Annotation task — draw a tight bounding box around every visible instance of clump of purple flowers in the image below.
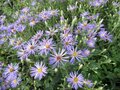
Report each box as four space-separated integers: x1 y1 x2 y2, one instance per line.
38 9 59 21
67 72 93 89
0 0 114 89
98 28 112 42
1 63 21 89
89 0 108 7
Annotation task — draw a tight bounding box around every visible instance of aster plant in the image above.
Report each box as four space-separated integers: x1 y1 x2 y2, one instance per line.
0 0 119 89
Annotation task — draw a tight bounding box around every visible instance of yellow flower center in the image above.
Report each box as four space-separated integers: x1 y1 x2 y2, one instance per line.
83 22 87 26
21 16 25 19
51 11 55 15
31 20 35 25
84 80 90 85
63 27 68 31
101 33 105 37
65 34 68 37
65 42 69 45
72 52 78 57
43 15 48 19
77 29 81 33
16 41 22 45
73 77 78 83
45 44 50 49
11 40 15 45
9 68 14 72
13 79 17 84
37 68 42 73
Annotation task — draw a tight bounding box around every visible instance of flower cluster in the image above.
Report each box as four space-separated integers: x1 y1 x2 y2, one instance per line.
89 0 108 7
1 63 21 89
67 72 93 89
0 0 117 89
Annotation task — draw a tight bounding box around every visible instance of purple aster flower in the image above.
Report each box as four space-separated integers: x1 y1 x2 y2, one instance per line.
16 24 26 32
49 9 59 16
89 0 108 7
7 23 25 33
17 47 29 60
9 38 16 46
86 13 99 20
81 49 90 58
87 24 97 30
38 10 51 21
61 25 71 31
87 27 97 38
18 14 28 22
12 37 23 49
7 24 17 34
105 33 112 42
0 34 7 44
31 30 43 43
31 0 36 6
77 21 89 30
0 84 9 90
45 27 58 36
89 0 101 7
3 63 19 81
60 29 72 40
25 40 38 55
3 79 11 89
30 62 47 80
0 25 7 31
38 38 55 55
62 36 75 50
10 77 21 88
98 28 106 38
14 20 21 25
67 47 82 64
84 79 93 88
21 7 30 14
86 38 96 48
67 72 84 90
0 34 5 39
49 48 69 68
80 11 89 17
98 28 112 42
78 22 96 31
75 27 82 35
29 17 39 27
